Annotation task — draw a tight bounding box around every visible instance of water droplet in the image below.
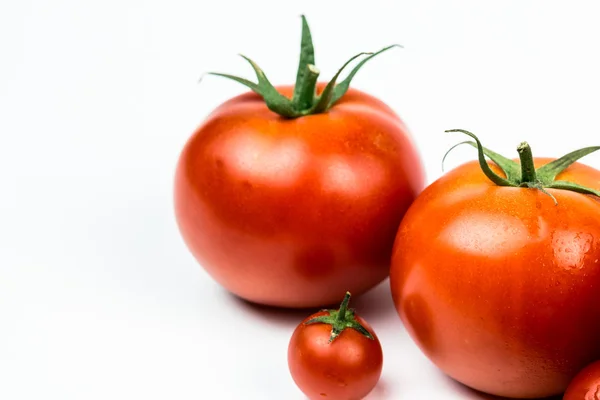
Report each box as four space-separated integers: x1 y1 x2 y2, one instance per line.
552 231 594 270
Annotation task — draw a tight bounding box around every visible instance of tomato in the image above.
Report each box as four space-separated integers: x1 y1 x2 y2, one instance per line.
389 129 600 398
174 16 424 308
287 292 383 400
564 360 600 400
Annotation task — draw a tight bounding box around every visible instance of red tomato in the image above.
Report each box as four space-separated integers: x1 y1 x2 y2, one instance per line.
564 360 600 400
287 292 383 400
389 130 600 398
174 17 424 308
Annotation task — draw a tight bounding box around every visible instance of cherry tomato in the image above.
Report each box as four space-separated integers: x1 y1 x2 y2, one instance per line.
174 16 424 308
287 292 383 400
390 130 600 398
564 360 600 400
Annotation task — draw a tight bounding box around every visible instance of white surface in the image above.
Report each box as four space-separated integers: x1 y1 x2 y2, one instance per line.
1 1 600 399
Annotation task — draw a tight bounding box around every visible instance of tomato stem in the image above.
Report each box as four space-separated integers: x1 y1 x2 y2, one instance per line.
336 292 351 323
445 129 600 205
517 142 537 184
201 15 400 118
304 291 374 343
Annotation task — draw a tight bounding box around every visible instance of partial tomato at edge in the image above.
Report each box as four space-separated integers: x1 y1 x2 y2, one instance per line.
564 360 600 400
287 292 383 400
390 130 600 398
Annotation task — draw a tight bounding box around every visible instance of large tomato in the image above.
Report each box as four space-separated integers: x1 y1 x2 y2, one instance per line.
174 16 424 308
389 129 600 398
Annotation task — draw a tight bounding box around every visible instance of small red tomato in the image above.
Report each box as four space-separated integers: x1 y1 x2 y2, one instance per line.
564 360 600 400
288 292 383 400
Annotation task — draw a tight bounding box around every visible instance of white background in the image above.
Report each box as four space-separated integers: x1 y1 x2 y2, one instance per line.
1 0 599 399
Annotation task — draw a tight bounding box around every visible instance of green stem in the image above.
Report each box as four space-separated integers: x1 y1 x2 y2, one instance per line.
292 64 319 111
517 142 537 183
201 16 400 118
304 291 373 342
447 129 600 206
336 292 351 322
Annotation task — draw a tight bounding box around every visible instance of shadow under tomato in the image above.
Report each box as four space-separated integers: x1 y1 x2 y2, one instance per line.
364 376 391 399
442 373 562 400
227 291 319 328
225 278 398 329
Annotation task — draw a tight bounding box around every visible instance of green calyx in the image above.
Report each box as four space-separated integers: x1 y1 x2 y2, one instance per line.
203 15 401 118
304 292 373 343
444 129 600 205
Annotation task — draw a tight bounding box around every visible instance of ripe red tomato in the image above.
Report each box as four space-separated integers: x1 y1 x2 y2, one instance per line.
564 360 600 400
389 130 600 398
174 17 424 308
287 292 383 400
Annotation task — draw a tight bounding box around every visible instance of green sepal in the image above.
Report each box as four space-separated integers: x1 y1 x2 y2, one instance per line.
445 129 600 205
310 51 371 114
346 320 374 339
204 55 299 117
523 181 558 205
442 140 521 183
200 16 401 119
238 55 298 116
444 129 514 187
329 44 402 106
304 292 374 343
292 15 316 109
202 72 259 92
547 180 600 197
536 146 600 185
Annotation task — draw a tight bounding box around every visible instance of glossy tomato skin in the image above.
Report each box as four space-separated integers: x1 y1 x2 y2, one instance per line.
564 360 600 400
389 159 600 398
175 84 424 308
288 311 383 400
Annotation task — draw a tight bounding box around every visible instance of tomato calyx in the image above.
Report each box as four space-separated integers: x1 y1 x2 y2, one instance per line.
304 292 374 343
201 15 400 119
443 129 600 205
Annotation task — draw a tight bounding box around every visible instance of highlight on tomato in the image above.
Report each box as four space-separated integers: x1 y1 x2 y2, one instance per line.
174 16 425 308
389 129 600 398
287 292 383 400
564 359 600 400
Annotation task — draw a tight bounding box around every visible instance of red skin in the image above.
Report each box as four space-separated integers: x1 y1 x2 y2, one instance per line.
389 159 600 398
564 360 600 400
174 84 424 308
287 311 383 400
